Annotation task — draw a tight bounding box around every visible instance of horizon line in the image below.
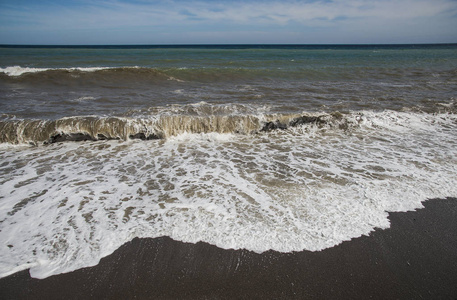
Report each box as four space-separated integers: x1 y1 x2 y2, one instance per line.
1 42 456 48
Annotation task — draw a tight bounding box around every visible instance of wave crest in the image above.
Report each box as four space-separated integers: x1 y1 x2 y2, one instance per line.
0 111 358 145
0 66 123 77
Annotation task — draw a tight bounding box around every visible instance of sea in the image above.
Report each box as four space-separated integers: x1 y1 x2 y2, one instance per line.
0 44 456 279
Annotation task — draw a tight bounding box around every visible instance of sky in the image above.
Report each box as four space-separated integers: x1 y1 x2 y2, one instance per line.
0 0 456 45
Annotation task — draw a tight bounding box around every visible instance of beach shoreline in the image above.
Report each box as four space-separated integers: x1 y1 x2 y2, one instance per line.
1 197 456 299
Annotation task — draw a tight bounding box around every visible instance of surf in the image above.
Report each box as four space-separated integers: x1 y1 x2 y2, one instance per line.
0 109 456 279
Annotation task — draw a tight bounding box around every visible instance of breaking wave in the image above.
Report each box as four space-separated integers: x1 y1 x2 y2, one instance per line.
0 110 371 145
0 66 189 85
0 66 118 77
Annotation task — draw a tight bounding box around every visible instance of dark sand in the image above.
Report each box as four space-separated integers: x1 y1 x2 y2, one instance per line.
1 197 456 299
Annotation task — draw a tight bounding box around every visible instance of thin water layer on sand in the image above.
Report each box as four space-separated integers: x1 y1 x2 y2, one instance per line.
0 110 456 279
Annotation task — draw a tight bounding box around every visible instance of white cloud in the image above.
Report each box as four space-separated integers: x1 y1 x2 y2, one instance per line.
163 0 457 24
1 0 456 44
3 0 457 28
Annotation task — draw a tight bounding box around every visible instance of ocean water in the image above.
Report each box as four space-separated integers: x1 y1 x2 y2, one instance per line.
0 44 456 279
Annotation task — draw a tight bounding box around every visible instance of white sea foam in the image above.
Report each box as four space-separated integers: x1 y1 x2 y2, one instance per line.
0 66 51 76
167 76 185 82
172 89 185 94
0 66 138 76
72 96 97 102
0 111 456 279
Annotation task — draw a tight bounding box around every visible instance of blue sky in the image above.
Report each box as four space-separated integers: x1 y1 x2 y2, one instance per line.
1 0 456 44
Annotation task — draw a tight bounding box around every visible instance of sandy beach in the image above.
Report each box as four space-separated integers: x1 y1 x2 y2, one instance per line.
1 197 456 299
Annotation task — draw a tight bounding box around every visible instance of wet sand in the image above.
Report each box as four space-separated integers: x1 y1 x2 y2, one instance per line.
1 197 456 299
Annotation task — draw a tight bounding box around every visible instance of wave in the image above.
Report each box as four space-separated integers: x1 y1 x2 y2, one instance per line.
0 64 300 85
2 108 456 145
2 65 457 87
0 64 359 82
0 65 278 85
0 66 122 76
0 112 354 145
0 64 257 78
0 66 188 86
